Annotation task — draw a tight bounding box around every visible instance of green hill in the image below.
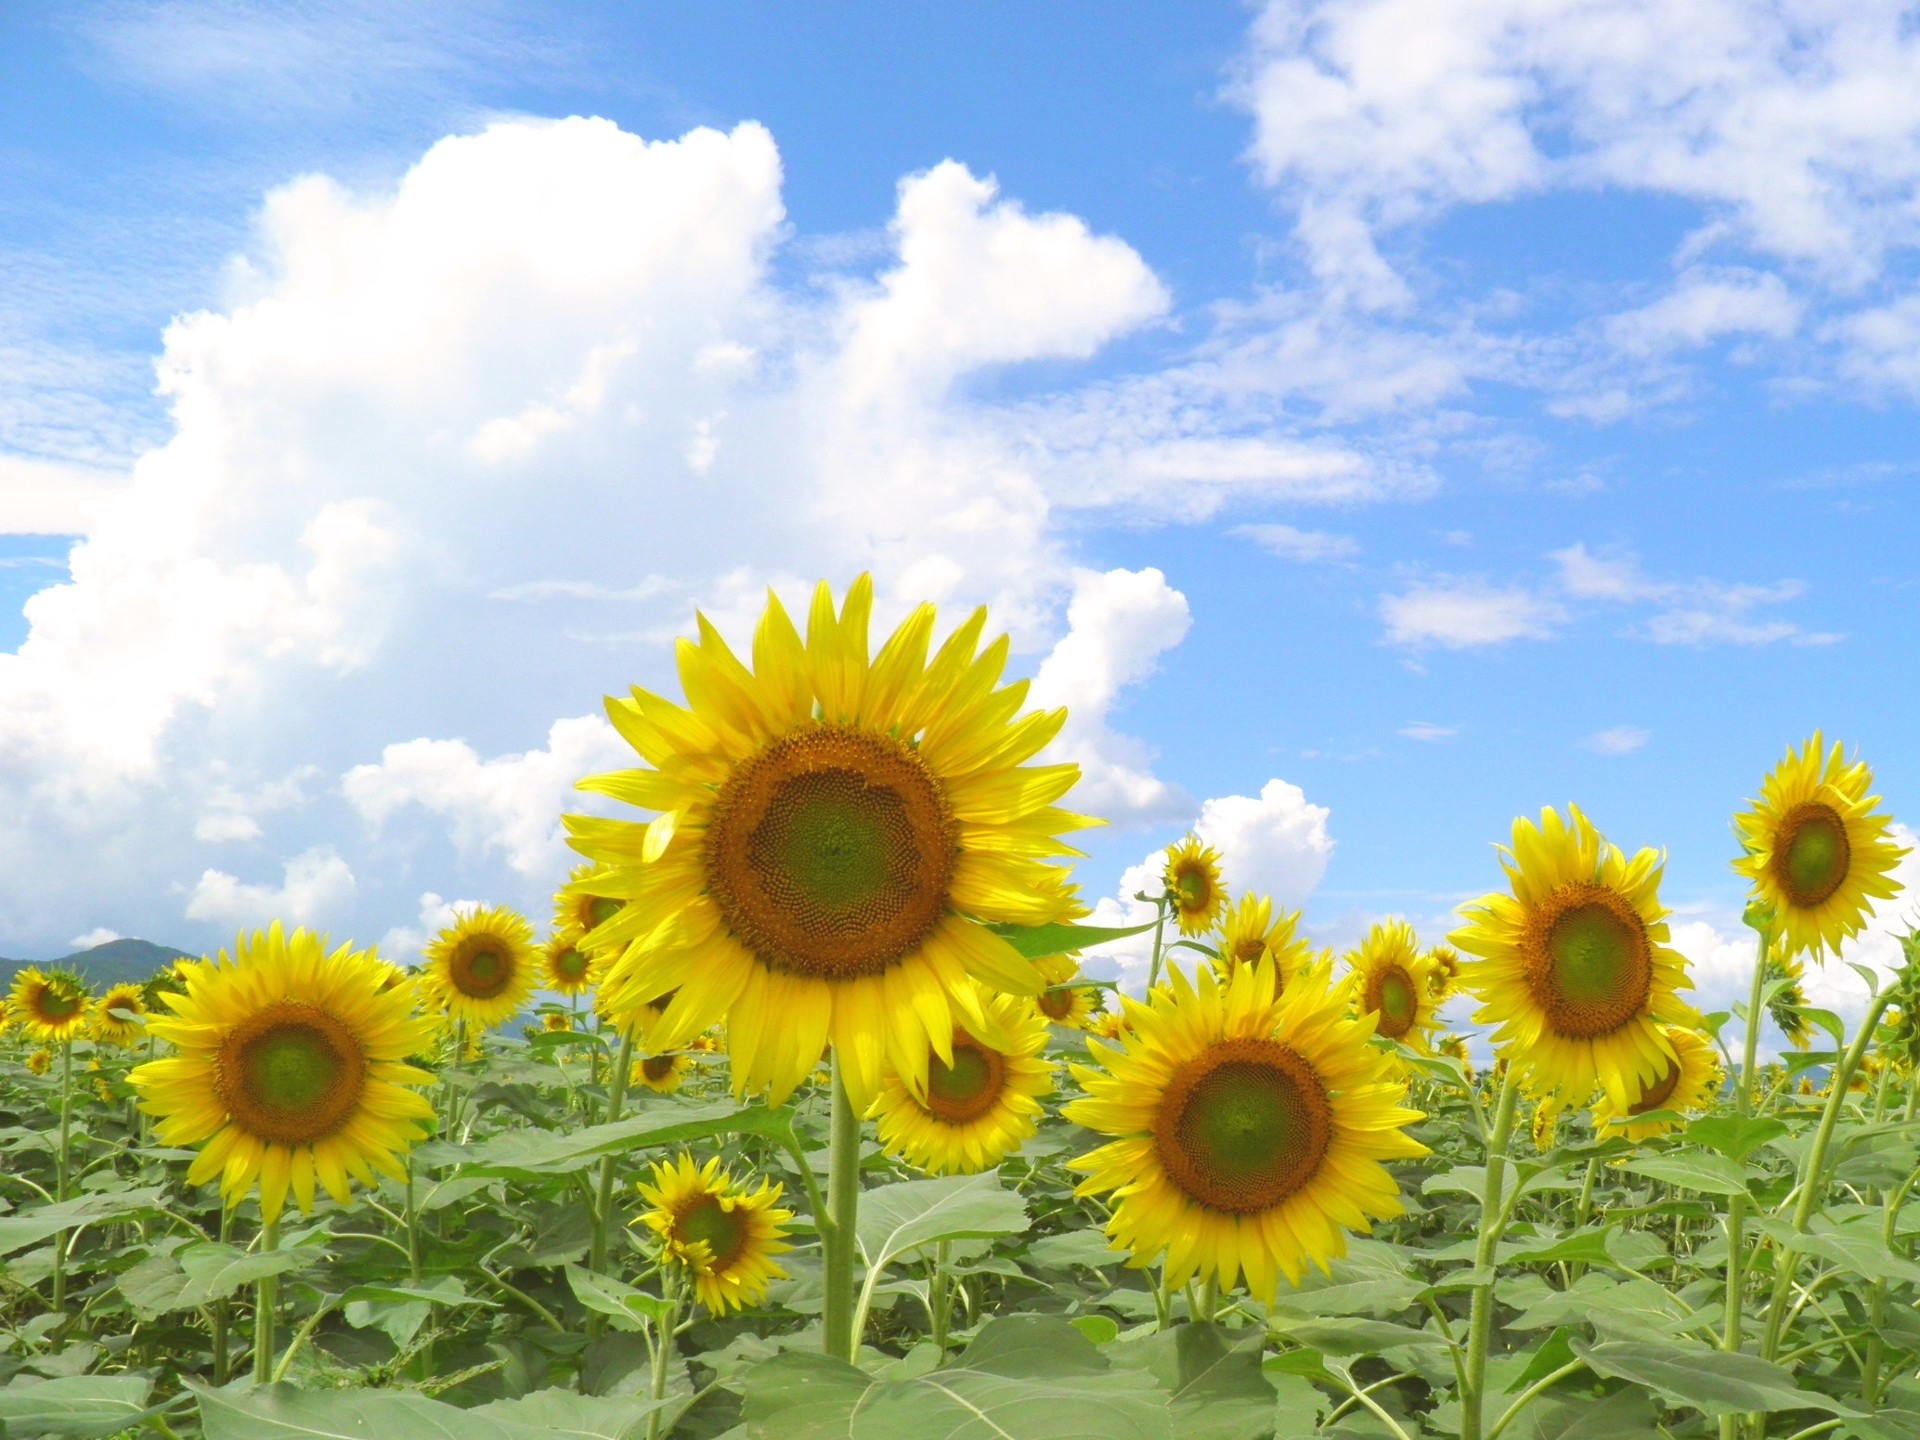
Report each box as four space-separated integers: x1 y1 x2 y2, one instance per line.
0 937 195 990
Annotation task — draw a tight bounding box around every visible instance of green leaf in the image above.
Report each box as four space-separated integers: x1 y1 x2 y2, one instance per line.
1502 1228 1620 1269
119 1241 318 1321
0 1376 157 1439
197 1382 528 1439
452 1100 796 1177
1685 1115 1788 1162
1505 1327 1578 1393
1505 1387 1660 1440
565 1264 673 1332
1753 1218 1920 1286
469 1389 675 1439
989 920 1159 957
1025 1230 1129 1271
855 1172 1029 1274
1116 1324 1275 1440
1573 1339 1861 1417
1265 1314 1451 1356
0 1186 168 1258
1621 1152 1751 1197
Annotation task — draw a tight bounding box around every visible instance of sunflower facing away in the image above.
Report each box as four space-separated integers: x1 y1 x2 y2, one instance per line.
8 968 93 1045
1163 835 1226 938
1033 954 1101 1029
870 985 1051 1174
1345 920 1442 1055
1590 1023 1722 1142
128 923 439 1222
1066 960 1427 1297
637 1153 792 1315
567 575 1096 1109
1211 892 1313 987
1450 806 1699 1109
1734 733 1907 962
1766 950 1814 1050
539 931 595 997
423 905 537 1030
1426 945 1461 1000
93 982 149 1048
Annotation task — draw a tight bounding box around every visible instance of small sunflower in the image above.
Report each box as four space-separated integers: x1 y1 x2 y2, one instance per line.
1766 950 1814 1050
1345 920 1442 1055
637 1154 793 1315
93 982 149 1048
1066 960 1427 1297
569 576 1095 1111
1591 1024 1722 1141
1164 835 1226 938
553 863 627 952
7 968 93 1044
1211 893 1314 988
869 986 1051 1174
631 1040 707 1094
423 905 537 1030
1089 1009 1130 1044
1529 1095 1562 1152
1426 945 1461 1000
539 931 595 997
128 923 438 1222
1032 955 1101 1029
1734 734 1907 962
25 1048 53 1076
540 1012 573 1033
1438 1032 1474 1082
1450 806 1699 1109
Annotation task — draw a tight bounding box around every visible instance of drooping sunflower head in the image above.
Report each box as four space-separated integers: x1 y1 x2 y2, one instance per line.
1450 805 1700 1109
1765 949 1814 1050
1345 920 1442 1054
423 905 537 1030
1426 945 1461 1000
1438 1032 1475 1083
637 1153 793 1315
127 923 439 1223
553 863 627 952
1734 734 1908 963
1211 892 1314 989
8 968 93 1044
539 930 596 997
870 985 1052 1174
93 982 149 1047
1591 1024 1722 1142
568 575 1097 1110
1163 835 1226 938
1880 930 1920 1070
1066 960 1427 1298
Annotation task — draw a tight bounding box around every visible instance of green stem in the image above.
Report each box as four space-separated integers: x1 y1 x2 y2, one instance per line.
646 1280 683 1440
1485 1359 1587 1440
1197 1276 1218 1324
211 1207 233 1384
1460 1068 1522 1440
821 1053 862 1361
1717 926 1773 1440
1144 897 1170 992
929 1240 953 1357
589 1027 639 1275
253 1212 280 1385
51 1041 73 1338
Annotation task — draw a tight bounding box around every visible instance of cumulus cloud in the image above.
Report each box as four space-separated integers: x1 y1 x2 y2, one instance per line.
67 927 121 950
1605 268 1802 357
184 845 356 927
1380 578 1563 649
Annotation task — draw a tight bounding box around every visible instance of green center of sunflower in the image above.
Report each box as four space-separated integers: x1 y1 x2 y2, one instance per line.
705 726 957 980
1154 1038 1332 1214
922 1034 1005 1123
38 987 83 1020
642 1053 679 1082
553 947 589 983
1772 802 1851 909
1629 1052 1683 1115
588 896 624 927
1037 986 1075 1020
453 941 513 999
1173 864 1211 910
215 1002 368 1146
1525 885 1654 1038
1369 966 1417 1039
674 1195 748 1269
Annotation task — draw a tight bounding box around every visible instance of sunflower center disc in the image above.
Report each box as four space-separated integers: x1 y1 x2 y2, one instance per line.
923 1034 1005 1123
675 1195 748 1269
1155 1037 1332 1213
39 987 82 1020
705 726 957 980
554 947 589 983
215 1001 369 1146
642 1054 678 1082
1369 966 1417 1039
1526 886 1654 1038
1772 802 1851 908
1630 1053 1682 1115
1233 940 1265 965
588 896 623 927
453 941 513 999
1038 987 1074 1020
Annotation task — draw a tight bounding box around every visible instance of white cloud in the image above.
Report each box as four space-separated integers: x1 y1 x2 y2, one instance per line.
1584 726 1650 755
0 455 129 536
375 890 472 967
67 927 121 950
1398 721 1457 742
194 765 322 844
1828 292 1920 397
1549 543 1840 646
184 844 356 927
1380 578 1563 648
1605 268 1801 357
1236 522 1360 563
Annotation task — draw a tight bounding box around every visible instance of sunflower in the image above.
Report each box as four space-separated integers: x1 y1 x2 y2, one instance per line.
1426 945 1461 1000
1163 835 1226 938
128 923 439 1222
1066 960 1426 1297
25 1048 52 1076
553 863 627 951
567 576 1096 1110
1449 806 1699 1109
1529 1095 1562 1152
1032 955 1101 1029
637 1154 793 1315
8 968 93 1045
540 1012 573 1033
1734 734 1907 962
423 905 537 1030
1211 891 1314 986
1591 1024 1722 1141
1089 1009 1130 1044
1438 1032 1474 1082
539 931 595 997
631 1048 694 1094
1766 950 1814 1050
1345 920 1442 1055
870 986 1051 1174
93 982 149 1048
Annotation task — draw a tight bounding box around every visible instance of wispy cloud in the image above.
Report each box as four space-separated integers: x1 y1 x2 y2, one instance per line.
1584 726 1650 756
1398 721 1458 742
1235 522 1359 563
1379 578 1563 649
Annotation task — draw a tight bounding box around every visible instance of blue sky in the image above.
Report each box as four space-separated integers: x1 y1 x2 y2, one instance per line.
2 1 1916 1029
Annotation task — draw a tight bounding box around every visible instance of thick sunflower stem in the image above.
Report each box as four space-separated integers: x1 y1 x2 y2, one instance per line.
822 1054 863 1362
254 1212 281 1385
587 1025 639 1337
1719 926 1773 1440
1197 1277 1219 1324
646 1277 683 1440
929 1240 953 1357
1144 897 1171 993
211 1207 234 1385
50 1041 73 1337
1460 1069 1521 1440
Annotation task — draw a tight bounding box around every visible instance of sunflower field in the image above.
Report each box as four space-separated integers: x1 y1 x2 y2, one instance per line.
2 576 1917 1440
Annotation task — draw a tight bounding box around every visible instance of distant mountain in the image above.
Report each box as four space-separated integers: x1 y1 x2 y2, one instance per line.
0 937 195 989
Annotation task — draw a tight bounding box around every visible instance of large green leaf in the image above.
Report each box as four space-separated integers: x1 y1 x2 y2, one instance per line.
1573 1340 1860 1417
855 1172 1029 1273
1685 1115 1788 1162
1506 1387 1660 1439
0 1186 168 1258
1753 1217 1920 1285
1621 1153 1751 1197
989 920 1159 957
1116 1323 1275 1440
451 1101 795 1177
120 1241 319 1320
0 1376 157 1439
196 1382 669 1440
565 1264 673 1332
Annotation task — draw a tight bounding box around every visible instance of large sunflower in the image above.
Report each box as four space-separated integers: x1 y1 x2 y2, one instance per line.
8 968 92 1045
423 905 537 1029
1211 893 1312 987
93 982 149 1048
869 985 1051 1174
1450 806 1699 1109
1345 920 1442 1055
1066 960 1427 1297
1163 835 1226 937
637 1153 792 1315
1590 1023 1722 1141
567 576 1095 1109
1734 733 1907 962
128 923 438 1222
